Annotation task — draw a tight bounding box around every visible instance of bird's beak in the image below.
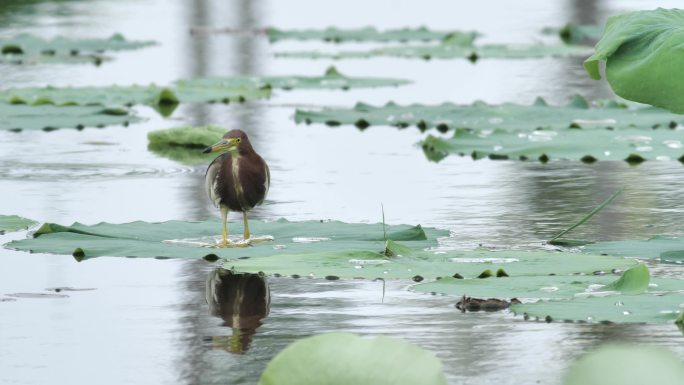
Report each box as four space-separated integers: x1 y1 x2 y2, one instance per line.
202 139 236 154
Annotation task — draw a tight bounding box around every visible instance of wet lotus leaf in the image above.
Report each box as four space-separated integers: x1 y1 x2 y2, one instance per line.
563 345 684 385
147 125 227 165
421 125 684 163
295 97 683 133
583 236 684 263
178 66 411 91
510 293 684 324
0 103 138 131
0 215 36 234
585 8 684 114
5 219 635 279
542 24 603 45
0 33 155 64
276 41 592 60
259 333 448 385
265 26 477 45
412 264 667 300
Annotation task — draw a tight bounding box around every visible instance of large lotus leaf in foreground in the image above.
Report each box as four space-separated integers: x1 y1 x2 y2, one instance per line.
276 41 592 60
5 219 636 279
421 126 684 163
583 236 684 263
0 215 36 234
585 8 684 114
265 26 477 45
0 103 137 131
295 97 683 133
259 333 447 385
0 33 155 65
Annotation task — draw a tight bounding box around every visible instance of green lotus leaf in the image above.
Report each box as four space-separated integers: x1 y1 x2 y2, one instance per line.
583 236 684 263
276 42 591 60
542 24 603 45
0 33 155 65
147 125 226 165
0 215 36 234
265 26 477 45
412 263 664 300
295 97 682 133
584 8 684 113
5 219 635 279
259 333 447 385
0 103 138 131
511 293 684 324
563 345 684 385
179 66 411 90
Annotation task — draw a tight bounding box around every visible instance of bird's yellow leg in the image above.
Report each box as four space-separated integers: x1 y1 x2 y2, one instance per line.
243 211 250 240
220 206 230 247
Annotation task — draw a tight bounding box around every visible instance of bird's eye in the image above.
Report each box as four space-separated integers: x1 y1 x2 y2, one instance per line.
235 138 241 143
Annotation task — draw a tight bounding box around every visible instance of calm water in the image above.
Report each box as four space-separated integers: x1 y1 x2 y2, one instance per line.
1 1 684 384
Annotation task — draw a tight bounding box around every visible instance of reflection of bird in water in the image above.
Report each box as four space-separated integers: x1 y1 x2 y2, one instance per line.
203 129 270 247
205 268 270 354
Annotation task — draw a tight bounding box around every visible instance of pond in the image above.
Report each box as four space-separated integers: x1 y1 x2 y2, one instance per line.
1 0 683 384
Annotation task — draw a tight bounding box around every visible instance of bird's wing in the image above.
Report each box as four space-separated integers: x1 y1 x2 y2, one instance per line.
205 155 224 208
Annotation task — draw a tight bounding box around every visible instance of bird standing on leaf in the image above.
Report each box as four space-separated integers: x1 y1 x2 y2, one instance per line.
203 129 270 247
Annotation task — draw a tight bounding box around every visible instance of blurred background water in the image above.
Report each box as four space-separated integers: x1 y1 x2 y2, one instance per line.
1 1 683 384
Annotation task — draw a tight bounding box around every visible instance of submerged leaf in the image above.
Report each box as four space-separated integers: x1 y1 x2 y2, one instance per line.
265 26 477 45
259 333 448 385
584 8 684 113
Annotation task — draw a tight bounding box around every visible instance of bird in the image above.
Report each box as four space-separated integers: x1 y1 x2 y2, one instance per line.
203 129 269 247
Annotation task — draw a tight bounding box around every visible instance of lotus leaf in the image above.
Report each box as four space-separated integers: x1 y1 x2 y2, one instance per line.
147 126 227 165
0 103 138 131
5 219 636 279
295 97 683 133
583 236 684 263
421 126 684 163
0 33 155 64
563 345 684 385
178 66 411 91
510 293 684 324
0 215 35 234
276 42 592 60
265 26 477 45
542 24 603 45
585 8 684 113
259 333 448 385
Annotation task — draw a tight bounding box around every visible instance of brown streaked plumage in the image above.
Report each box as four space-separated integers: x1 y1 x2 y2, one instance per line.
203 129 269 246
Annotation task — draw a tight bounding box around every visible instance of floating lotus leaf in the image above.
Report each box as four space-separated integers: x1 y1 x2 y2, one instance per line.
178 66 411 91
583 236 684 263
295 97 682 133
563 345 684 385
0 33 155 65
421 126 684 163
0 215 35 234
276 41 592 60
147 125 226 165
0 103 138 131
5 219 635 280
510 293 684 324
265 26 477 45
259 333 448 385
585 8 684 113
542 24 603 45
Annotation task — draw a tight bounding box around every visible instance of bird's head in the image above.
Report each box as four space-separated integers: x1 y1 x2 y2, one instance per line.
202 129 250 154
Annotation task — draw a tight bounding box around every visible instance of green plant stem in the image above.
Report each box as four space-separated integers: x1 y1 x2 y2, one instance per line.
549 187 624 244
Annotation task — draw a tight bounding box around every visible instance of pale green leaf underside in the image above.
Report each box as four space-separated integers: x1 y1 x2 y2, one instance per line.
584 8 684 113
276 42 592 60
259 333 448 385
265 26 477 45
583 236 684 263
511 293 684 324
5 219 636 279
0 215 36 233
0 103 138 131
147 126 227 165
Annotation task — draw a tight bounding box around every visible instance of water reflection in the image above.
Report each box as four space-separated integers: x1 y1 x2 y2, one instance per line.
205 268 270 354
